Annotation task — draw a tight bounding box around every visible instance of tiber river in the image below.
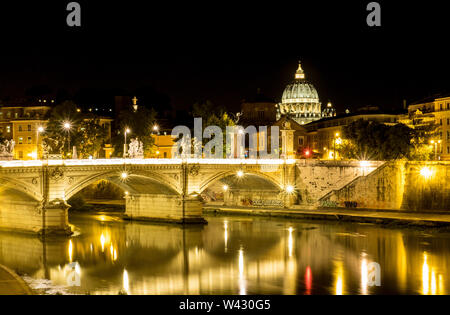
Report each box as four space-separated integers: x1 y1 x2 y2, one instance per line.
0 212 449 295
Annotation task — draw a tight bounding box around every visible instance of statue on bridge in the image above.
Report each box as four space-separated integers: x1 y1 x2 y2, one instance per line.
0 139 15 160
128 138 144 159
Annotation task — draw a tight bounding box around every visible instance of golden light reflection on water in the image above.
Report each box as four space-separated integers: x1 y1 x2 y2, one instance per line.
360 256 368 295
334 260 344 295
421 252 445 295
100 233 106 252
2 214 449 295
123 269 130 294
287 227 294 258
224 221 228 253
68 240 73 263
238 248 246 295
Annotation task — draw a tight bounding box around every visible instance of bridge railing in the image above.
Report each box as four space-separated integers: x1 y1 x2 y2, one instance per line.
0 158 298 168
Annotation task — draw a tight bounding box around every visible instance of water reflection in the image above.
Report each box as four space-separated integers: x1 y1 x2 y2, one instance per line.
0 213 449 295
123 269 129 294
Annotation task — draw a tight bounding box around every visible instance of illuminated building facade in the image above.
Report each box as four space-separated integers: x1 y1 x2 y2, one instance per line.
0 104 113 160
0 106 51 160
305 108 401 159
151 133 175 158
406 95 450 160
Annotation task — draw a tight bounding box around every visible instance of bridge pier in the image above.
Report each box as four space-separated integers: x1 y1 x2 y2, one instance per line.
123 193 206 224
0 198 71 235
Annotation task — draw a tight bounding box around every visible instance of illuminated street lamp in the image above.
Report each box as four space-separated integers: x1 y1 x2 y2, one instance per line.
236 170 244 178
333 132 341 161
285 185 295 194
124 128 131 158
63 122 72 158
152 125 159 133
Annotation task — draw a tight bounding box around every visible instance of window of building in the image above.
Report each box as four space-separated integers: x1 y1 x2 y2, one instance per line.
448 146 450 154
14 112 18 118
440 119 443 125
18 151 23 159
164 152 167 158
0 112 3 118
440 104 443 110
28 125 31 131
18 137 23 144
19 126 22 132
6 112 11 118
27 136 32 144
6 126 10 133
447 103 450 110
448 118 450 125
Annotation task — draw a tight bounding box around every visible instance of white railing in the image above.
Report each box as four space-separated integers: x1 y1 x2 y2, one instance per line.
0 158 298 168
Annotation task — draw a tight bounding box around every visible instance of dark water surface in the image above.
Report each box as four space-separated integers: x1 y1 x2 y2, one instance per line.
0 212 449 295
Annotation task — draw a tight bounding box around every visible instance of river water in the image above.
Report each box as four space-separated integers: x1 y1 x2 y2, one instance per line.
0 212 449 295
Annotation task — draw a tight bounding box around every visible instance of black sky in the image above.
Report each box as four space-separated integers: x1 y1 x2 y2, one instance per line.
0 1 449 115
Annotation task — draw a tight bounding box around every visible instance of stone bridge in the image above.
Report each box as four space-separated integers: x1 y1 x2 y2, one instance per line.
0 158 383 234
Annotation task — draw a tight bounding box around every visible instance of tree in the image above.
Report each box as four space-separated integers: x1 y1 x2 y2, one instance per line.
76 119 108 158
42 101 83 156
42 101 108 158
191 100 236 157
112 106 157 157
342 119 416 160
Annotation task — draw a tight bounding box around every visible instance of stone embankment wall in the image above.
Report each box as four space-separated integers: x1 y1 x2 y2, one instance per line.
322 161 450 211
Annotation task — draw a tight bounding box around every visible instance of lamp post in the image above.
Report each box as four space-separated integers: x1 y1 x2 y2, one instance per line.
430 140 441 160
36 126 44 160
438 140 442 160
124 128 130 158
333 132 340 161
63 122 71 159
152 124 159 134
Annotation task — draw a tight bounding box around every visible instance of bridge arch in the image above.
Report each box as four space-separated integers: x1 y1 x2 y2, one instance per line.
199 170 283 194
65 170 181 201
0 176 42 202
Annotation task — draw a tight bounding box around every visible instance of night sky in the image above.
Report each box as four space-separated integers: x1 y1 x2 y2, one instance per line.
1 1 449 116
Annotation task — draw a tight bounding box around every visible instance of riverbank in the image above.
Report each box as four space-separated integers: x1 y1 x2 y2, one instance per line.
204 205 450 228
0 264 33 295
